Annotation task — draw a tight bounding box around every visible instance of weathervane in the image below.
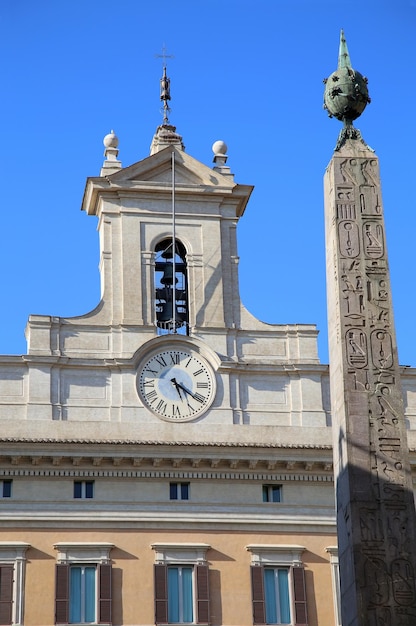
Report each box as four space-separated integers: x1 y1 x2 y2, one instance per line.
156 45 174 126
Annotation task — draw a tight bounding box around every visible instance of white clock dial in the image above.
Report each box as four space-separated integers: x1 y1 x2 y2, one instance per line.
137 348 215 421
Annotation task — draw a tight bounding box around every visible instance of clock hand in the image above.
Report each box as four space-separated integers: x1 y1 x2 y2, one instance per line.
174 381 192 396
173 381 205 404
170 378 183 400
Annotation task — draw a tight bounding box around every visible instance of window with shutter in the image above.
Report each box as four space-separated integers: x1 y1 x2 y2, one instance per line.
292 567 307 626
247 545 308 626
250 566 290 625
55 564 69 625
251 566 266 625
196 564 209 624
55 563 113 625
54 542 113 626
154 564 168 624
0 543 29 626
152 543 211 625
0 565 13 626
99 564 112 624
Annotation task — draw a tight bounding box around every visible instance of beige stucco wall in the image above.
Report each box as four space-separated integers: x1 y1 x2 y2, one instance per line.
1 527 337 626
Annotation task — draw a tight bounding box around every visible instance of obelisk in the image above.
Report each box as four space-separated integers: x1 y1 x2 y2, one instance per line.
324 31 416 625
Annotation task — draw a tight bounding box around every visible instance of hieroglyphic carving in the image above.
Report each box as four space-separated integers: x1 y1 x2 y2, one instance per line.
338 220 360 257
346 329 367 368
371 330 393 369
364 222 384 258
327 153 416 623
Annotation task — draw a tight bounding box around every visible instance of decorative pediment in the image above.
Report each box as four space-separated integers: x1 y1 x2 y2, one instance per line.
105 145 236 189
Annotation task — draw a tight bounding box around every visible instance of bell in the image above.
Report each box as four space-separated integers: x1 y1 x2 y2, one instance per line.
157 300 174 323
160 263 178 285
161 243 174 260
157 300 186 328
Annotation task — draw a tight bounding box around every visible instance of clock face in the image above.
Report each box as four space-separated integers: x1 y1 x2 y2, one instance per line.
137 348 216 422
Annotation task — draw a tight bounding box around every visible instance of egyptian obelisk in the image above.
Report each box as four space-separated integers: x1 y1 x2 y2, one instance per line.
324 31 416 625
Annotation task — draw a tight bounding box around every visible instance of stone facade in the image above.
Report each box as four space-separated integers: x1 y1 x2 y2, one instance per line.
0 124 415 626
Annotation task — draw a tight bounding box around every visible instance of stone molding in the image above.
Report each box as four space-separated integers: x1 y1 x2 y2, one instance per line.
0 467 334 482
0 437 332 449
246 544 305 566
54 542 114 564
151 542 210 564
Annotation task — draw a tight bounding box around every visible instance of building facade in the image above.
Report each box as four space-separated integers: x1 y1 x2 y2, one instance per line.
0 93 415 626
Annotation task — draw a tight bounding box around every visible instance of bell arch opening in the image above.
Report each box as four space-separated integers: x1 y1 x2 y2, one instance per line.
154 238 189 335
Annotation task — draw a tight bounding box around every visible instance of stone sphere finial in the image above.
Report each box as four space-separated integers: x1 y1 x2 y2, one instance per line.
103 130 119 149
212 140 228 156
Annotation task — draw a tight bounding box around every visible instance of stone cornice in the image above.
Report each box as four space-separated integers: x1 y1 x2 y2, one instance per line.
0 437 332 449
0 467 335 481
0 438 334 475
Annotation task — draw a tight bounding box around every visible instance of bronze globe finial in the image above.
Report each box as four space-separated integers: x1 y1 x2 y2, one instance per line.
323 30 371 150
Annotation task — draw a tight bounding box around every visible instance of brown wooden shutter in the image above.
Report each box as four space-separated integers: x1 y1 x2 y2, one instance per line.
250 565 266 625
154 564 168 624
99 564 112 624
292 566 308 626
0 565 13 626
55 564 69 625
196 563 210 624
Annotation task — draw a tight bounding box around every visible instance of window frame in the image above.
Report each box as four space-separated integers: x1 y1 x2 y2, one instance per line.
73 480 94 499
325 547 341 626
0 542 30 626
262 485 282 503
152 542 211 625
54 542 113 626
1 480 12 498
69 564 97 624
169 482 190 501
167 564 194 623
263 566 291 624
247 544 307 626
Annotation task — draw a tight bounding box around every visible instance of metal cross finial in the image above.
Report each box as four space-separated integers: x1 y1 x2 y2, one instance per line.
155 44 174 67
155 45 174 125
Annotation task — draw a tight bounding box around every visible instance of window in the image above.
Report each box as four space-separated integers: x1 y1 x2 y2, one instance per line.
247 545 307 626
170 483 189 501
262 485 281 503
74 481 94 499
263 568 290 624
1 481 11 498
326 547 341 626
152 542 210 625
0 542 30 626
168 566 194 623
54 542 113 626
69 565 96 623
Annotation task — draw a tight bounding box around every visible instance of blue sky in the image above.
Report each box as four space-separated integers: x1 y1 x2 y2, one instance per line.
1 0 415 366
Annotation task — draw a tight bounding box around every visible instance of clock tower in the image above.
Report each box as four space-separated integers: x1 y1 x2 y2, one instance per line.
22 65 323 430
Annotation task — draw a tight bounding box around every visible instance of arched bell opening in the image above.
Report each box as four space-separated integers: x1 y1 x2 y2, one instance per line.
154 238 189 335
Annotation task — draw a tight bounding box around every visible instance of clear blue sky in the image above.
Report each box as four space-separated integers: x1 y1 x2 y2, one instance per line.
1 0 415 366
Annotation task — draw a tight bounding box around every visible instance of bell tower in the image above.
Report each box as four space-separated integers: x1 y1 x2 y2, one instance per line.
23 63 321 429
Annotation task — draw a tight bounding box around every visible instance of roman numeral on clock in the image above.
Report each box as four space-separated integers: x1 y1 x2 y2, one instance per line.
145 390 157 400
156 399 167 413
